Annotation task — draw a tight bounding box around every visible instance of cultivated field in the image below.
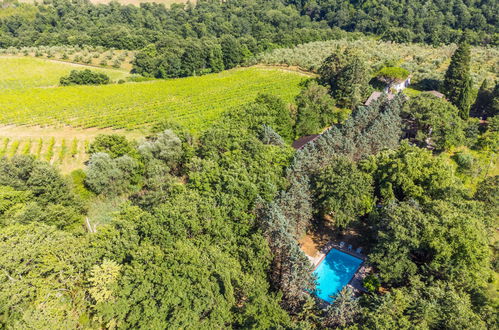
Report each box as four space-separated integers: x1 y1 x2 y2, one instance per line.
0 46 135 72
0 67 306 132
252 38 499 89
0 126 143 173
0 56 130 90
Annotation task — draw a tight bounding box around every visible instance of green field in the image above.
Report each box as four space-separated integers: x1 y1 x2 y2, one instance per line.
0 67 306 132
0 56 130 90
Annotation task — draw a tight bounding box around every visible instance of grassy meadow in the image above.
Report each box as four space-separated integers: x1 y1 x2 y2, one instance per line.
0 66 306 132
0 56 130 90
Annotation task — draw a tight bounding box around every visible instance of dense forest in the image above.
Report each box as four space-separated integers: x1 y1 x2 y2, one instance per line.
288 0 498 44
0 0 498 328
1 39 498 327
0 0 497 78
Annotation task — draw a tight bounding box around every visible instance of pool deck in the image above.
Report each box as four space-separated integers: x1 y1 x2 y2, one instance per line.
308 241 370 295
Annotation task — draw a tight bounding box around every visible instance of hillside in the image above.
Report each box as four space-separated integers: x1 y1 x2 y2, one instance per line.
0 64 305 172
252 38 499 89
0 67 305 131
0 56 130 89
0 0 497 328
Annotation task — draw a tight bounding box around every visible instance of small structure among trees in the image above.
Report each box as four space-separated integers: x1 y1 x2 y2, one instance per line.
376 67 411 93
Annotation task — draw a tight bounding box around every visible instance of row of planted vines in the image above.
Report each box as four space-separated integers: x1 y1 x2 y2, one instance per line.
0 68 306 133
0 137 89 172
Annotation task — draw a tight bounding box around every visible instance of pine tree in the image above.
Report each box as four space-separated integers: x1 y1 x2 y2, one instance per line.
471 80 498 119
323 287 360 328
443 42 473 119
257 202 315 313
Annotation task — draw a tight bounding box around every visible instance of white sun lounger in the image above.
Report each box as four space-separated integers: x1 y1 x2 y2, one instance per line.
339 241 345 248
356 247 362 254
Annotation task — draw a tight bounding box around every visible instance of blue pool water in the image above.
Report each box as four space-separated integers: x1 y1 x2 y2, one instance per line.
314 248 363 302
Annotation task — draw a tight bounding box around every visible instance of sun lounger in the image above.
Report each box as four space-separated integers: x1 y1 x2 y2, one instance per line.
339 241 345 248
356 247 362 254
347 244 352 251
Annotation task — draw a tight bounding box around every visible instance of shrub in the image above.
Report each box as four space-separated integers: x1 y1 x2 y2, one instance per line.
60 69 110 86
363 274 380 293
88 134 135 159
453 151 474 171
84 153 140 196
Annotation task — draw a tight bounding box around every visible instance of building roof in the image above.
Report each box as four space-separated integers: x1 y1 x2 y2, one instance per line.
292 134 320 149
427 90 445 98
364 92 395 106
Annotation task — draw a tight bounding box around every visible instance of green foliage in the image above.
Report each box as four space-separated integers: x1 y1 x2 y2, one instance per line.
69 169 95 201
472 80 498 119
0 223 89 328
318 49 371 108
453 151 475 172
254 38 498 88
368 143 462 203
257 202 315 312
376 67 410 85
290 0 497 45
60 69 110 86
443 42 473 119
363 275 381 293
217 93 295 143
402 93 465 150
474 175 499 219
369 200 490 290
84 153 141 196
294 80 346 137
361 282 487 329
88 134 136 159
323 287 360 328
313 155 374 229
0 57 127 90
137 130 183 170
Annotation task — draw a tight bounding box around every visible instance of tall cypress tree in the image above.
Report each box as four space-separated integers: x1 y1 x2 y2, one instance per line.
443 42 473 119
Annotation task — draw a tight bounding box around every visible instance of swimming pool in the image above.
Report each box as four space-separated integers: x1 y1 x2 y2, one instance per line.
314 248 363 302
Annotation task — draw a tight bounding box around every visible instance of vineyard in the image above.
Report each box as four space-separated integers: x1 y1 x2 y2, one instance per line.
0 56 131 90
0 136 87 172
0 67 306 133
251 38 499 89
0 126 142 173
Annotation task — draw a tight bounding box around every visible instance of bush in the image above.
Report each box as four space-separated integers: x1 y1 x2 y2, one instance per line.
363 274 380 293
60 69 110 86
84 153 140 196
453 151 474 171
88 134 136 159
